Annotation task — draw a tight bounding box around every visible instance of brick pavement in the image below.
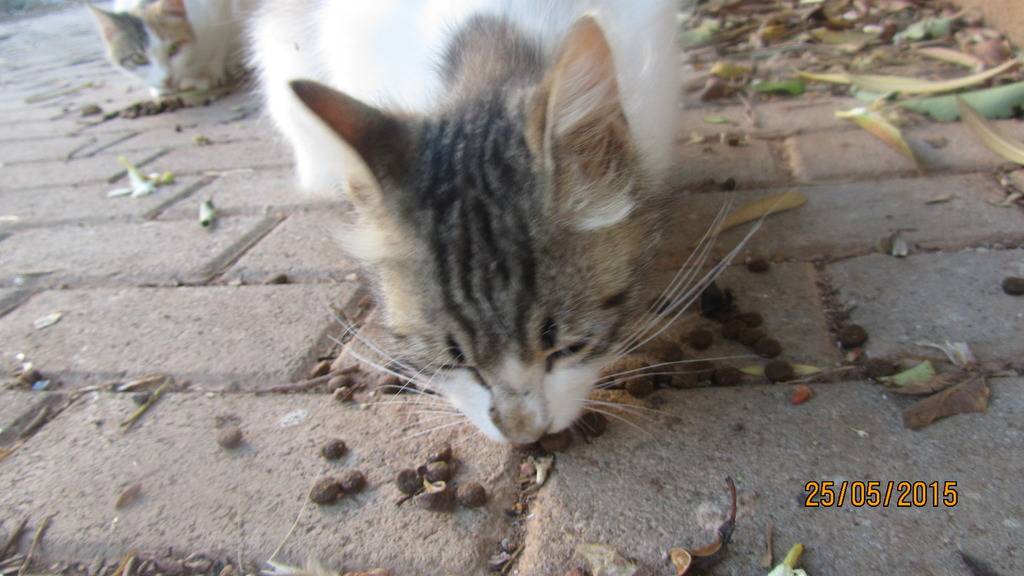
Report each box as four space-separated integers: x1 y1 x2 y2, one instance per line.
1 5 1022 576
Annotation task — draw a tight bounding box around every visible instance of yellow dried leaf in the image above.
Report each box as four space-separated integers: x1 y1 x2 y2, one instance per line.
717 191 807 234
710 61 751 80
958 97 1024 165
798 58 1020 95
836 107 921 172
916 47 984 69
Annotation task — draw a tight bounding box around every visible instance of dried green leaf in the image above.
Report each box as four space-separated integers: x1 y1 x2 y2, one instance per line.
836 107 920 171
704 115 734 125
900 81 1024 122
880 360 935 387
888 373 960 396
792 364 822 376
711 61 751 80
895 18 951 42
958 97 1024 165
739 365 766 377
717 191 807 233
916 47 984 70
799 58 1020 95
751 79 806 96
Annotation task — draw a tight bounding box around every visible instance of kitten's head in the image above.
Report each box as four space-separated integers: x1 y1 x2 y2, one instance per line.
87 0 196 96
293 18 661 444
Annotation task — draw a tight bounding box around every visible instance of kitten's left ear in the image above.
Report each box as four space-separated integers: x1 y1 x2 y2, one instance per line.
159 0 187 18
86 4 123 41
531 16 637 230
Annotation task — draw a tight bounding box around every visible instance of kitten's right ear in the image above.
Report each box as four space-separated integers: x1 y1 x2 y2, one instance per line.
86 4 123 42
290 80 410 186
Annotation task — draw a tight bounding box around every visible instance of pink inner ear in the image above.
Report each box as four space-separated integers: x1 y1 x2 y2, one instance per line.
160 0 188 18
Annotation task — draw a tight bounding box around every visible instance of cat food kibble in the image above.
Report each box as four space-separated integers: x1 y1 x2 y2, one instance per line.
721 319 745 340
764 360 795 383
417 485 456 512
712 367 742 387
216 426 243 449
396 469 422 495
339 470 366 493
839 325 868 348
737 312 763 328
688 328 713 350
746 258 770 273
539 430 573 452
579 411 608 437
865 359 899 378
738 327 766 347
625 377 655 398
427 443 453 463
1002 277 1024 295
457 482 488 508
378 374 406 394
423 461 452 483
309 476 343 505
649 340 684 363
754 337 782 358
320 439 348 460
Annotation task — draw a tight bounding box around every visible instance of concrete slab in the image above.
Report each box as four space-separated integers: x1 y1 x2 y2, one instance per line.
159 170 332 221
667 173 1024 261
675 138 791 191
156 140 292 176
518 379 1024 576
224 212 361 284
0 285 354 387
827 250 1024 362
0 148 166 190
0 217 270 288
0 392 517 575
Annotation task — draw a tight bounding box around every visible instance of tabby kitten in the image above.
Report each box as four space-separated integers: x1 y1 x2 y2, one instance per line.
88 0 255 98
251 0 680 444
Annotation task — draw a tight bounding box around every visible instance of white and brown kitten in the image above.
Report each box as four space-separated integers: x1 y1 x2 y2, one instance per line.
251 0 681 444
88 0 256 98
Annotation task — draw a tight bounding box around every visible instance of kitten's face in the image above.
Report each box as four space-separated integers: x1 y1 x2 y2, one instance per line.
88 1 196 97
292 18 659 444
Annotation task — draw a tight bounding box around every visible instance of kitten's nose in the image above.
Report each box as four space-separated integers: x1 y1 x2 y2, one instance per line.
489 404 547 444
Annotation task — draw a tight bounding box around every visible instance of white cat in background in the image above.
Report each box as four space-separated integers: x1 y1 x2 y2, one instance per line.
88 0 256 99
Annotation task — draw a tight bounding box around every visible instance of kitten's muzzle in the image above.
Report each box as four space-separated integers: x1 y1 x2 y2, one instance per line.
488 397 549 444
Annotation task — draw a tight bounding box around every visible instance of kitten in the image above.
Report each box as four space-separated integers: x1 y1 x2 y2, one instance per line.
251 0 681 444
88 0 256 99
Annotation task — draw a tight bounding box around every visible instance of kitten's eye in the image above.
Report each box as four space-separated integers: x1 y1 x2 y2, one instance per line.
540 317 557 350
446 334 466 364
545 340 588 371
124 54 148 67
167 42 182 57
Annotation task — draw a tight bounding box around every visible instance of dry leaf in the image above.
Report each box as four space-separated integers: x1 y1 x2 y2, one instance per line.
903 377 990 430
717 191 807 233
114 482 142 509
766 543 807 576
32 312 62 330
836 108 920 171
668 478 737 576
925 192 954 204
881 360 935 387
916 47 984 70
958 97 1024 165
668 548 691 576
888 373 960 396
759 523 775 569
798 58 1020 94
916 340 977 368
575 543 638 576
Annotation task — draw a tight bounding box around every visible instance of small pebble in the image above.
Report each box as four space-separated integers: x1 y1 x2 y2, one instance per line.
309 360 332 378
396 469 421 495
764 360 795 383
790 384 814 406
263 273 289 285
457 482 488 508
625 377 655 398
736 312 763 328
309 476 343 504
320 439 348 460
539 430 572 452
738 327 766 347
1002 276 1024 296
688 328 713 350
427 443 453 463
423 461 451 483
721 319 745 340
578 411 608 437
754 337 782 358
216 426 243 449
712 367 742 387
339 470 366 493
839 325 868 349
864 359 898 378
746 258 770 273
17 369 42 386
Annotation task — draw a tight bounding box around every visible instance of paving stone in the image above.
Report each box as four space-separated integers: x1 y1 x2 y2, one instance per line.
667 173 1024 261
0 392 516 574
0 217 269 288
0 287 30 317
0 118 100 141
0 148 166 190
101 119 278 156
828 249 1024 362
0 390 43 431
159 169 330 220
518 379 1024 576
225 212 361 284
0 176 205 229
0 285 353 386
0 133 133 164
675 138 790 190
786 120 1024 182
156 140 292 176
681 96 861 136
